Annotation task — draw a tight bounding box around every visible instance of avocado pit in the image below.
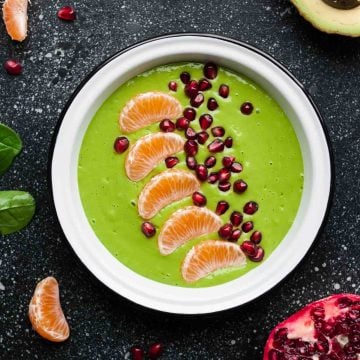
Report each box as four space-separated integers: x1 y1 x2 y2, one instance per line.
322 0 359 9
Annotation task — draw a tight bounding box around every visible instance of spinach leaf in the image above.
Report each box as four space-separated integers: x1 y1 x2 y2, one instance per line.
0 191 35 235
0 123 22 176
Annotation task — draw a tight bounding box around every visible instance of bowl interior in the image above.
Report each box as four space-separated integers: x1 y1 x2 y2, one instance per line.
51 35 332 314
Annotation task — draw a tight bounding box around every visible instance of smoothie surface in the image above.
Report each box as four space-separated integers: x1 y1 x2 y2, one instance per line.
78 63 304 288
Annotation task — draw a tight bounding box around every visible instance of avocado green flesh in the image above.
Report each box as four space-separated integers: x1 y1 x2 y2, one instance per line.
78 63 304 288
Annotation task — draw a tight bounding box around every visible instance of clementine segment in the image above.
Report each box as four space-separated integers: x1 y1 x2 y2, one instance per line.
158 206 222 255
2 0 28 41
125 133 184 181
28 277 70 342
181 240 247 283
138 170 200 219
119 92 182 133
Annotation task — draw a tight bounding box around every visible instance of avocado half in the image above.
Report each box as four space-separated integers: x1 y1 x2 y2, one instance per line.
291 0 360 37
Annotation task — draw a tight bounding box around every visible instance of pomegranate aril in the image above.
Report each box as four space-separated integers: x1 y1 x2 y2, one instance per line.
249 246 264 262
337 296 353 308
199 114 213 130
114 136 129 153
211 126 225 137
141 222 156 238
165 156 179 168
185 127 197 140
207 172 218 184
240 240 257 256
208 139 225 153
176 117 190 130
205 156 216 168
192 191 207 207
250 231 262 244
207 98 219 111
186 156 197 170
233 179 248 194
57 6 76 21
215 200 229 215
231 162 243 173
180 71 190 84
197 131 209 145
184 140 198 156
148 342 164 359
203 62 218 79
219 84 229 98
225 137 233 148
130 346 144 360
185 80 199 98
168 81 177 92
198 78 212 91
4 59 23 75
242 221 254 233
244 201 259 215
159 119 176 132
267 349 282 360
230 211 243 226
241 102 254 115
195 164 208 181
229 229 241 242
191 93 204 108
183 107 196 121
218 223 233 239
218 168 231 182
218 181 231 192
222 156 235 168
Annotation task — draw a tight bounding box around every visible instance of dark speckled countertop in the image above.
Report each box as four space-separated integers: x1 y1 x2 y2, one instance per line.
0 0 359 359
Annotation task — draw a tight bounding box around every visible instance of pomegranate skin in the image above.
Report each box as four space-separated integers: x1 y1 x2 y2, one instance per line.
263 294 360 360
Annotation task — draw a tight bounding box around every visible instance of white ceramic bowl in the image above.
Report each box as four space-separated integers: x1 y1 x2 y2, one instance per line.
50 34 332 314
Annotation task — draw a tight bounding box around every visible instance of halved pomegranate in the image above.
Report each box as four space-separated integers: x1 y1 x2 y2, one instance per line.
263 294 360 360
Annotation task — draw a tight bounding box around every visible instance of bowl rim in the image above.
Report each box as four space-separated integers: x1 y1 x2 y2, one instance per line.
48 33 334 315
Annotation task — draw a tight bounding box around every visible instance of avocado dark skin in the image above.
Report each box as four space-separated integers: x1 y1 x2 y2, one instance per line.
322 0 360 9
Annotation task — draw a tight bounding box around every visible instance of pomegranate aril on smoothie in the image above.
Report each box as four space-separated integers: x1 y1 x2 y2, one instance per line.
249 246 264 262
198 78 212 91
183 107 196 121
240 240 257 256
218 181 231 192
250 231 262 244
114 136 129 153
185 80 199 98
208 139 225 153
218 223 233 239
207 172 219 184
207 98 219 111
199 114 213 130
231 162 243 173
244 201 259 215
185 127 197 140
211 126 225 137
230 211 243 227
219 84 229 98
168 81 177 92
229 229 241 242
203 62 218 79
180 71 190 84
176 117 190 130
184 140 198 156
233 179 248 193
218 168 231 182
192 191 207 207
240 102 254 115
197 131 209 145
195 164 208 181
242 221 254 233
141 222 156 238
159 119 176 132
186 156 197 170
215 200 229 215
205 156 216 168
191 93 204 108
222 156 235 168
165 156 179 168
224 136 233 148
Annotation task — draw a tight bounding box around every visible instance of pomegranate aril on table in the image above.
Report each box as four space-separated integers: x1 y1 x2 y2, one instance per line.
141 222 156 238
186 156 197 170
195 164 208 181
215 200 229 215
204 156 216 168
191 93 204 108
183 107 196 121
159 119 176 132
192 191 207 207
233 179 248 193
218 223 233 239
198 78 212 91
219 84 229 98
207 97 219 111
242 221 254 233
211 126 225 137
168 81 177 92
199 114 213 130
184 140 198 156
240 101 254 115
185 127 197 140
114 136 129 153
203 62 218 79
57 6 76 21
208 139 225 153
165 156 179 168
4 59 23 75
148 342 164 359
180 71 190 84
197 131 209 145
230 211 243 226
243 201 259 215
185 80 199 98
176 117 190 130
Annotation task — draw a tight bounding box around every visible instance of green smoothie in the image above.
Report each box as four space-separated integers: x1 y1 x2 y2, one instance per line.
78 63 303 288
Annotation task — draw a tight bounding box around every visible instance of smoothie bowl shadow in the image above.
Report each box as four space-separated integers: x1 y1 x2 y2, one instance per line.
50 34 332 315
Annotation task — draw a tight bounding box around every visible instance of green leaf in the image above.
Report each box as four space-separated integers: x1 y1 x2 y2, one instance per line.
0 191 36 235
0 123 22 177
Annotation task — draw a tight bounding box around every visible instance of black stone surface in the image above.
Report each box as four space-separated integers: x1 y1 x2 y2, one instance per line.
0 0 359 359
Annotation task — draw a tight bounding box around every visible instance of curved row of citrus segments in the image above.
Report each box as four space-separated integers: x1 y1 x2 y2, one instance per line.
119 91 246 282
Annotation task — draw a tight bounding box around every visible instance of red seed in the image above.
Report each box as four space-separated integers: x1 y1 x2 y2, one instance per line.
249 246 265 262
204 156 216 168
240 240 257 256
208 139 225 153
231 162 243 173
225 137 233 148
229 229 241 242
114 136 129 153
148 342 164 359
218 181 231 192
197 131 209 145
57 6 76 21
159 119 176 132
215 201 229 215
184 140 198 156
130 346 144 360
203 62 218 79
199 114 213 130
141 222 156 238
211 127 225 137
218 168 231 182
186 156 197 170
218 223 233 239
241 102 254 115
242 221 254 233
168 81 177 92
198 78 212 91
250 231 262 244
233 180 248 194
192 191 207 207
207 172 218 184
230 211 243 226
183 107 196 121
4 59 23 75
207 98 218 111
185 80 199 98
222 156 235 168
195 164 208 181
165 156 179 168
176 117 190 130
185 127 197 140
191 93 204 108
219 84 229 98
180 71 190 84
244 201 259 215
